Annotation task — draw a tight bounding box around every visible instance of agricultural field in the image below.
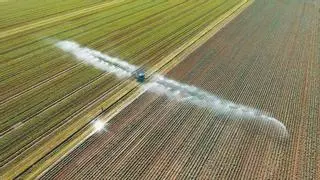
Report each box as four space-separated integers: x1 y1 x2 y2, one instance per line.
0 0 113 31
39 0 319 179
0 0 249 178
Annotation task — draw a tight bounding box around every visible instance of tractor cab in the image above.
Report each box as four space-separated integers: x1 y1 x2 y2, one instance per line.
135 70 145 83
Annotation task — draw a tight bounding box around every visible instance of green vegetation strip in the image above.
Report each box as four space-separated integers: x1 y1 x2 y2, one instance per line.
0 0 113 30
0 0 124 39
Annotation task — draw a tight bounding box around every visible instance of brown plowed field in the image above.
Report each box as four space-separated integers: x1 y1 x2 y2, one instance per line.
41 0 319 179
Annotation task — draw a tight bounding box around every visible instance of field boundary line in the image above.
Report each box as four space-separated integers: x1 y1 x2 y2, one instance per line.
8 0 254 179
34 87 146 179
151 0 254 74
0 80 139 179
0 0 124 39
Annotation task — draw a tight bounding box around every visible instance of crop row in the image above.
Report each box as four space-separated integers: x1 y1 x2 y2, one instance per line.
0 0 113 30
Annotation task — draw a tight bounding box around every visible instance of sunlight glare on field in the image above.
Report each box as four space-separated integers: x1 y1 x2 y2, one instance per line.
93 120 105 132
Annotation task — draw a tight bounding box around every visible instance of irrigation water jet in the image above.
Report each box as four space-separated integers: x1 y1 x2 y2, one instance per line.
143 75 288 137
56 41 136 78
56 40 288 138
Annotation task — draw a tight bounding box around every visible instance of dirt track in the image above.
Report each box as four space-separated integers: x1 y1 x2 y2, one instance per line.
41 0 319 179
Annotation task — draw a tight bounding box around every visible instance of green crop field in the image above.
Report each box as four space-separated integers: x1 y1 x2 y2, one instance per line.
0 0 246 178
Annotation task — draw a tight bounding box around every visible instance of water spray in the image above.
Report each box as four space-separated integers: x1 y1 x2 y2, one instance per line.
56 40 288 137
56 41 136 78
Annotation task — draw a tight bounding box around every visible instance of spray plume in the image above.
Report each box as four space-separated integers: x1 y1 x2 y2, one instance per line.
56 40 288 137
56 41 137 78
144 75 288 137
